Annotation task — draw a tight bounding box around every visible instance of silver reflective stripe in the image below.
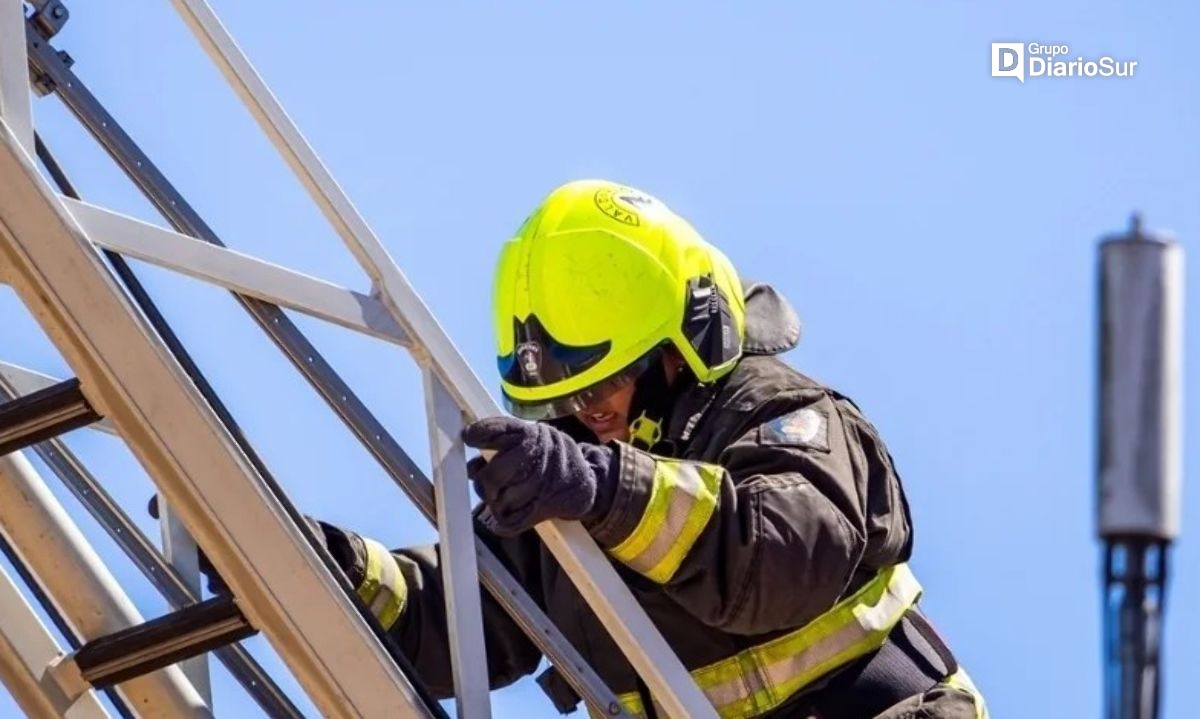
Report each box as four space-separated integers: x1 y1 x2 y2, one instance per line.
623 463 706 576
698 565 922 717
703 667 765 714
598 566 923 719
759 574 913 694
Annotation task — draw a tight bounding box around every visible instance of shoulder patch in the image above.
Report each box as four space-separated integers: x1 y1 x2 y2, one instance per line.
759 407 829 452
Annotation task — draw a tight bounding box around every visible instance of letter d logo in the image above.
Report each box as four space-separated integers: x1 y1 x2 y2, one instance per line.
991 42 1025 83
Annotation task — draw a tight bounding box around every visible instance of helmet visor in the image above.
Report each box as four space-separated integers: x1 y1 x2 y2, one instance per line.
502 348 661 421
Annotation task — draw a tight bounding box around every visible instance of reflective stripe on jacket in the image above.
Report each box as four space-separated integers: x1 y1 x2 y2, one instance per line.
592 564 921 719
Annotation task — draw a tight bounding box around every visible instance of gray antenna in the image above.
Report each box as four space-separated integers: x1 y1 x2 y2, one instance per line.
1097 213 1184 719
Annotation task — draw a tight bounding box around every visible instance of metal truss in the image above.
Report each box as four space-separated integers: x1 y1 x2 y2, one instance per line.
0 0 716 717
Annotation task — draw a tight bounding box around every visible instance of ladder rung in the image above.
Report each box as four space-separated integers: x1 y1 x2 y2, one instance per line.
0 377 101 455
70 595 254 691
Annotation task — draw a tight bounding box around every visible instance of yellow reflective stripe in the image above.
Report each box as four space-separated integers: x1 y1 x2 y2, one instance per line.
355 537 407 630
609 459 722 583
689 565 921 719
946 669 988 719
591 566 921 719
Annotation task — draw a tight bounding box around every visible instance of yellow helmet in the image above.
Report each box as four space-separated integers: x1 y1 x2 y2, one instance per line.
493 179 746 420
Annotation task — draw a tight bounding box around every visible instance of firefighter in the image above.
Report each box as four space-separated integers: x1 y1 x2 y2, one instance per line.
313 180 988 718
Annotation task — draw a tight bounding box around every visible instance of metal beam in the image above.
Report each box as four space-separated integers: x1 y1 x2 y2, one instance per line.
0 0 33 153
167 3 715 714
158 496 213 705
425 372 490 718
0 378 303 719
0 363 117 436
0 561 110 719
26 24 622 715
0 376 100 455
167 0 497 426
0 451 212 716
0 118 434 717
63 198 409 347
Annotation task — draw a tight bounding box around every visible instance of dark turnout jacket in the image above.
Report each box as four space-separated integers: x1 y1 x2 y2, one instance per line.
320 284 954 718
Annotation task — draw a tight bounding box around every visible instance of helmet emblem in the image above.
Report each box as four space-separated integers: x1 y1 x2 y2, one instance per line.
516 341 542 378
593 186 652 227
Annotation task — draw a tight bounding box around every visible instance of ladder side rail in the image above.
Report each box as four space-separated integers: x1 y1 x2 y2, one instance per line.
167 0 497 425
0 560 111 719
0 377 304 719
166 3 716 715
425 372 492 719
0 119 438 719
0 0 32 152
0 532 134 718
0 451 212 716
32 120 432 716
28 23 628 715
157 498 213 704
0 370 631 719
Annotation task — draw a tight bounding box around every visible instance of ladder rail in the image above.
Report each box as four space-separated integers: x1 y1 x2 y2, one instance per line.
0 0 32 153
0 533 134 718
0 561 111 719
2 368 632 719
166 1 716 714
0 451 212 716
0 377 304 719
157 498 214 705
31 125 362 719
425 372 492 719
0 115 438 718
31 101 441 711
26 19 628 715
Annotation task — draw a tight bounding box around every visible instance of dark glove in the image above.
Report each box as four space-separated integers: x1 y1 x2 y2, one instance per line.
462 416 617 537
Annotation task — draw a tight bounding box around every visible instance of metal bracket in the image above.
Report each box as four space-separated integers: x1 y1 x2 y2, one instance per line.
26 31 72 98
29 0 70 40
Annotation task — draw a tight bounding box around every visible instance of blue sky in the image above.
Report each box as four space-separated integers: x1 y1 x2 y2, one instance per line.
0 1 1196 717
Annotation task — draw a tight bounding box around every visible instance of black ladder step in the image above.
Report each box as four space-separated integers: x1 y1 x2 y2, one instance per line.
74 595 255 690
0 377 102 455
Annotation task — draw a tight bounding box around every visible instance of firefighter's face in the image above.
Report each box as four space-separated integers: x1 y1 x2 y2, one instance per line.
574 352 682 443
575 382 636 443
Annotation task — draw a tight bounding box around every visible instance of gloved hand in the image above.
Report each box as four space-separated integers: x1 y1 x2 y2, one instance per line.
462 416 617 537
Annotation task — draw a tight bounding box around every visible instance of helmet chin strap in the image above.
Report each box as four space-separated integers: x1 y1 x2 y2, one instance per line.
626 349 687 451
